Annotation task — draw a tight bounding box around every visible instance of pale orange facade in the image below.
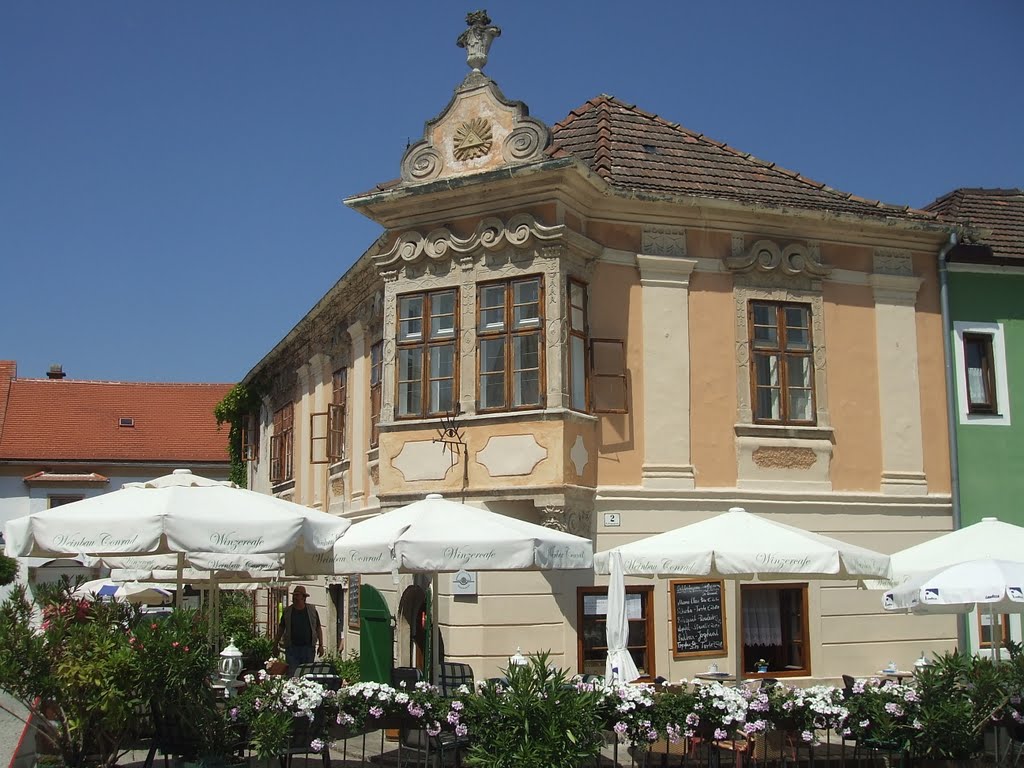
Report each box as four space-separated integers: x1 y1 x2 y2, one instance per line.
243 21 958 685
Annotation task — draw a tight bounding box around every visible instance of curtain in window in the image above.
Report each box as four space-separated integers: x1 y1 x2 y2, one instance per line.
743 589 782 646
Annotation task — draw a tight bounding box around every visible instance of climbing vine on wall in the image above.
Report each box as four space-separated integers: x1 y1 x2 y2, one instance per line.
214 382 263 487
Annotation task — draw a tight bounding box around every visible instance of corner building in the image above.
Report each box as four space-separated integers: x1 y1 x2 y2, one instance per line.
243 17 957 684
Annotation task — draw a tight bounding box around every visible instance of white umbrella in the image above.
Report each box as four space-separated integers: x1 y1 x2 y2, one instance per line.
883 559 1024 662
604 550 640 683
870 517 1024 660
73 578 172 605
291 493 593 681
292 493 592 575
595 506 892 682
4 469 350 559
874 517 1024 589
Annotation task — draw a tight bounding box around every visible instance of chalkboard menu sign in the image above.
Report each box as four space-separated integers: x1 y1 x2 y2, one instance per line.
670 579 727 658
347 575 361 631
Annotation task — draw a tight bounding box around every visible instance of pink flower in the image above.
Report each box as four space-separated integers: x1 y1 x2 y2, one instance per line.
714 728 728 741
455 723 468 737
310 738 325 752
369 706 384 718
172 641 179 648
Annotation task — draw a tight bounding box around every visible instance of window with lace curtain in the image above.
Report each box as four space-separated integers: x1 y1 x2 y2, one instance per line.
749 301 815 425
741 583 809 677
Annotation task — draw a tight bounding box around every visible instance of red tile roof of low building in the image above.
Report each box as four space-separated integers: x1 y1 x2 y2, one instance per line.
23 471 110 484
550 95 935 222
0 367 232 463
924 188 1024 262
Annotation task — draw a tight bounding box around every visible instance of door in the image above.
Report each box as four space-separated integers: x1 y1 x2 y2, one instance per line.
358 583 393 684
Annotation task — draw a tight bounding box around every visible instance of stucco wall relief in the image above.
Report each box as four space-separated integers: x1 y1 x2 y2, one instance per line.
752 446 817 470
392 440 456 482
570 435 589 477
375 214 563 270
476 434 547 477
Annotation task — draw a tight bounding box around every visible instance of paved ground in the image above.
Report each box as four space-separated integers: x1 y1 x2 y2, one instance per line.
0 693 32 768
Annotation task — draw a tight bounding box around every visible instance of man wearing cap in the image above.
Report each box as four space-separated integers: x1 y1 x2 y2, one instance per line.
273 585 324 672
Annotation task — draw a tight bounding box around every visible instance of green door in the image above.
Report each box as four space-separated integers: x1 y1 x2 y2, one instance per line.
359 583 393 684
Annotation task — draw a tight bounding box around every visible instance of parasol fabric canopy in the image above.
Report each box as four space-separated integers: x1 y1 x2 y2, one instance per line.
594 507 892 683
291 493 593 575
882 559 1024 614
73 578 172 605
4 469 350 558
594 507 891 580
870 517 1024 591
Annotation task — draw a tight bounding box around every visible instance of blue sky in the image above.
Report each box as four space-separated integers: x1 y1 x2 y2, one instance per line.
2 1 1021 383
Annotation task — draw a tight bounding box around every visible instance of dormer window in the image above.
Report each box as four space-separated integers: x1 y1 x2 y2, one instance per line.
118 417 135 428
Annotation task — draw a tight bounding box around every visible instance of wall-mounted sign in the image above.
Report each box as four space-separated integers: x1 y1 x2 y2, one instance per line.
452 569 477 595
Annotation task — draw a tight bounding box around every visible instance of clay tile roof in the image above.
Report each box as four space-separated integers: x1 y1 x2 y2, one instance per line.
924 188 1024 261
0 372 233 463
551 95 935 221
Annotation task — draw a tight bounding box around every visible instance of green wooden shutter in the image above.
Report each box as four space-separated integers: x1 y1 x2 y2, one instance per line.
358 583 393 684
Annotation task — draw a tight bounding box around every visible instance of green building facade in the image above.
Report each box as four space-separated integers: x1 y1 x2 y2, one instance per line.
928 188 1024 651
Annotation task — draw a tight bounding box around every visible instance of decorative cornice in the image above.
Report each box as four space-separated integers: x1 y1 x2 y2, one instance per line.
642 226 687 257
375 214 564 269
873 248 914 276
726 239 832 278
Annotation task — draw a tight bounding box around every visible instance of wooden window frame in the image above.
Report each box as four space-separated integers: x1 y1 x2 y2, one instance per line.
577 584 655 682
963 332 998 414
328 368 347 461
395 289 459 419
270 403 294 484
977 610 1011 649
369 341 382 449
240 413 258 462
476 276 546 413
748 301 816 425
590 338 629 414
48 495 84 508
568 279 590 413
740 582 810 678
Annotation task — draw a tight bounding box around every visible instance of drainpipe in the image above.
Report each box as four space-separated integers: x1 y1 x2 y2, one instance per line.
937 229 967 651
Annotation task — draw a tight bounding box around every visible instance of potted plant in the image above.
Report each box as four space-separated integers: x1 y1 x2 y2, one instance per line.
0 582 143 768
462 651 605 767
913 652 1003 768
688 680 749 740
842 676 920 753
233 670 336 761
756 658 769 673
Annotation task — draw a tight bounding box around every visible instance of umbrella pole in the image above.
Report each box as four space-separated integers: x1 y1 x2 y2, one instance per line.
735 582 744 685
431 572 441 685
990 603 1001 663
175 552 184 609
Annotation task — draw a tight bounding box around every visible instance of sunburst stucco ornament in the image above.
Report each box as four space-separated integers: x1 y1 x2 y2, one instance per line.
452 117 493 161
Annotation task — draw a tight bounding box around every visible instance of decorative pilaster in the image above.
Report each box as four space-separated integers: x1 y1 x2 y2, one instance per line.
636 253 698 490
346 321 368 505
869 254 927 495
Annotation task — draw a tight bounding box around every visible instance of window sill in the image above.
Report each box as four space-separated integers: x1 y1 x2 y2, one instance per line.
386 407 599 430
734 423 833 441
271 479 295 495
328 460 350 477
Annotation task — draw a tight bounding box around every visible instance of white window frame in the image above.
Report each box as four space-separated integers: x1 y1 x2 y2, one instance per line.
953 321 1011 426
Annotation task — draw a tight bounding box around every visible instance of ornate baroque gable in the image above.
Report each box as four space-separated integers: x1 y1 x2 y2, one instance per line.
399 12 550 185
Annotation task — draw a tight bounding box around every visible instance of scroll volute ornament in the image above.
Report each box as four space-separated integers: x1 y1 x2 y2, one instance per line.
726 239 832 278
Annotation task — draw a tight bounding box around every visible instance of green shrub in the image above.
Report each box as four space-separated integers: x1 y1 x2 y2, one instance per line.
463 651 604 768
324 649 360 683
0 553 17 586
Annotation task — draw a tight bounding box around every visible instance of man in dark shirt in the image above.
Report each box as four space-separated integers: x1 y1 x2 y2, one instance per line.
273 586 324 673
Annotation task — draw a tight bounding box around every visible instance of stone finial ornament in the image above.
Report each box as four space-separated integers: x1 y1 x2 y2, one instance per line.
457 10 501 72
